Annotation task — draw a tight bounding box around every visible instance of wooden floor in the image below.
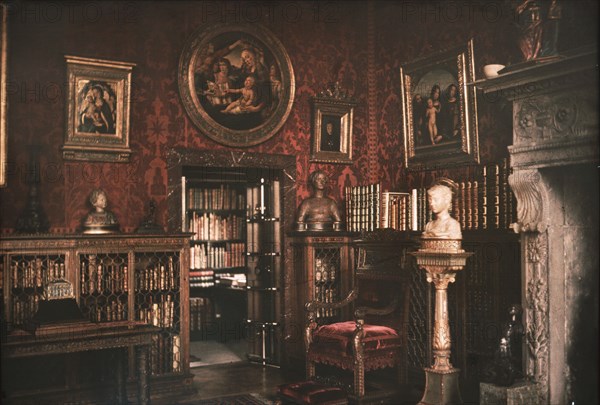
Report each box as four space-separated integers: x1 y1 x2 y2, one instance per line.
183 361 299 402
171 339 448 405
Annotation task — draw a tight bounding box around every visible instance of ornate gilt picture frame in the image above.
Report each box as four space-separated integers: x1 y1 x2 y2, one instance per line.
178 23 295 148
63 56 135 162
310 85 356 164
400 39 479 170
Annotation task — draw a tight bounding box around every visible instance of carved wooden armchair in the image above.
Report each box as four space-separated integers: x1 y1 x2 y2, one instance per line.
304 230 416 400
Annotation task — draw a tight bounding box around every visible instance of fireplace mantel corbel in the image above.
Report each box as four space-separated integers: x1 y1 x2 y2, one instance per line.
508 168 549 234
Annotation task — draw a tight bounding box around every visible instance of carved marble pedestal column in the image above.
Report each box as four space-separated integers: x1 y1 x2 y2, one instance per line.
412 239 472 405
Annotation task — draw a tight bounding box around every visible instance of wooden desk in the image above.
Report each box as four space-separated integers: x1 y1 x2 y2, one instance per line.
1 321 159 405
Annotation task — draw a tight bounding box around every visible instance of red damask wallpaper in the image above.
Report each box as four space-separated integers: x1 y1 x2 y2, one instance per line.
1 1 596 232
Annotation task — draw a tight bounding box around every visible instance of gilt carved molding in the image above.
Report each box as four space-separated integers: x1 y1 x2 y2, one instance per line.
508 169 549 233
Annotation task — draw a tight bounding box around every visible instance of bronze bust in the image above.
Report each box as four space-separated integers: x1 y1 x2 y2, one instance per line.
295 170 343 231
83 189 119 234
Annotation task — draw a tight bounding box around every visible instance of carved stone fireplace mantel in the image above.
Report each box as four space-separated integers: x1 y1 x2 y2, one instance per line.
476 47 599 404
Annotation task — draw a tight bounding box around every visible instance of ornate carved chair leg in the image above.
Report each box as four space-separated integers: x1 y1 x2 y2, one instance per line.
354 361 365 398
352 322 365 398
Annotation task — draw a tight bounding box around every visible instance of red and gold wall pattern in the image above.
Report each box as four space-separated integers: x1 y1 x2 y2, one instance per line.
1 1 595 232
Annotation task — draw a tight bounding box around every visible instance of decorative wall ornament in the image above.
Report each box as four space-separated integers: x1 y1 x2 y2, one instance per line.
400 39 479 170
178 23 295 147
63 56 135 162
513 91 596 146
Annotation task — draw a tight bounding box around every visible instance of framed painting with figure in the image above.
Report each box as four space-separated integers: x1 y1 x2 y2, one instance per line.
310 86 356 164
400 39 479 170
178 23 295 147
63 56 135 162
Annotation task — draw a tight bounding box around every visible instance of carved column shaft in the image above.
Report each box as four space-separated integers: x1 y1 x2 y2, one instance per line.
429 273 455 371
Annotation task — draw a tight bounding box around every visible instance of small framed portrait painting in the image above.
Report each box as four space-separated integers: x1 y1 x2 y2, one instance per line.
400 39 479 170
310 92 356 164
63 55 135 162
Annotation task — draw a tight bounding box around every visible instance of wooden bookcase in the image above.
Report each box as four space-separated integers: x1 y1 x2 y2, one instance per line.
286 231 355 365
184 174 248 342
0 233 194 403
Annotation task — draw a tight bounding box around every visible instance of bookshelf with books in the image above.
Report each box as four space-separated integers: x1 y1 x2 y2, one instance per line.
0 233 193 402
183 171 248 341
344 158 516 234
182 167 283 366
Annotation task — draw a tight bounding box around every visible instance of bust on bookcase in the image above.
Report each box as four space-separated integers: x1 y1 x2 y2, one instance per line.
82 189 120 234
295 170 343 232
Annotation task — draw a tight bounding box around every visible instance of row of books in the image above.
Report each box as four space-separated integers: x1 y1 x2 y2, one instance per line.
190 297 214 331
135 260 178 291
11 295 39 325
189 212 245 241
188 186 245 211
214 273 246 289
137 296 176 328
82 299 127 323
190 269 215 288
403 161 516 231
345 183 381 233
81 263 129 294
190 242 245 270
9 258 67 289
314 265 337 284
314 285 338 319
149 334 181 374
345 159 516 232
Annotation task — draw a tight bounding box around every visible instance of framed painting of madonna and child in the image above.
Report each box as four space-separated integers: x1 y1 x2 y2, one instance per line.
178 23 295 147
400 39 479 170
63 55 135 162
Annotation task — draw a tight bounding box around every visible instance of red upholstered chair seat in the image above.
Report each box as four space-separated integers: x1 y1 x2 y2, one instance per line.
308 321 402 371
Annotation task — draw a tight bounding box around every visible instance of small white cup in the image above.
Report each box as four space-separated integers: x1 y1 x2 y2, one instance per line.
483 64 505 79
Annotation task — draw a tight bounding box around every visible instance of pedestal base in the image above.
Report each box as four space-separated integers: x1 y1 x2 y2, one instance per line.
479 381 539 405
418 367 462 405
